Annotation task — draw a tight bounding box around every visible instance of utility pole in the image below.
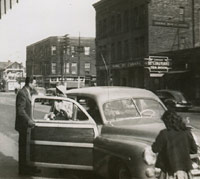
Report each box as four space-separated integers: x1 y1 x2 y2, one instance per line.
77 33 84 88
60 34 69 85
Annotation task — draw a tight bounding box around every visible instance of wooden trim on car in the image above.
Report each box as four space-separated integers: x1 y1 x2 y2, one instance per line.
30 140 94 148
29 162 93 170
35 122 95 128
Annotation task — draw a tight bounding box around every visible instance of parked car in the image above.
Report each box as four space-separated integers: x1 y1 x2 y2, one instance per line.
41 88 56 105
32 87 46 96
32 87 46 102
155 89 192 111
27 87 200 179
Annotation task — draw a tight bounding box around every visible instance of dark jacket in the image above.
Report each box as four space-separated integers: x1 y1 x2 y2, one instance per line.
15 86 32 132
152 129 197 174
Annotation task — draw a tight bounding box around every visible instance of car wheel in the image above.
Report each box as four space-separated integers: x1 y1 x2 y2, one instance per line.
117 163 131 179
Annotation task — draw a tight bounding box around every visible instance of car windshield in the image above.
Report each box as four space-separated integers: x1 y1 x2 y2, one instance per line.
103 98 165 122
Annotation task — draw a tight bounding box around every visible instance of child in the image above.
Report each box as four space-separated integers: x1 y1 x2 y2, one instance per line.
152 110 198 179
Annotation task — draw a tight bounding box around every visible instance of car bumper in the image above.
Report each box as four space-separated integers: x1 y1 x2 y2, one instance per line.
175 103 192 108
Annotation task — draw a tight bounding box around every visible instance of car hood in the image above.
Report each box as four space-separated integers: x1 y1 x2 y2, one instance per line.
101 119 200 146
101 118 166 144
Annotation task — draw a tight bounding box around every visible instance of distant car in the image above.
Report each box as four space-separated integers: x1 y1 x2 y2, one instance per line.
41 88 56 105
32 87 46 96
155 89 192 111
32 87 46 102
26 87 200 179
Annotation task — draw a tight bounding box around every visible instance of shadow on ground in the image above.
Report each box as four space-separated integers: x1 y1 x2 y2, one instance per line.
0 151 101 179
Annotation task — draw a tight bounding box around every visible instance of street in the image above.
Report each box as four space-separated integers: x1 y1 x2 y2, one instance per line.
0 92 200 179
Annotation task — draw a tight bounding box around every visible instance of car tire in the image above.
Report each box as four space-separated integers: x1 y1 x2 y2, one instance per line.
116 163 131 179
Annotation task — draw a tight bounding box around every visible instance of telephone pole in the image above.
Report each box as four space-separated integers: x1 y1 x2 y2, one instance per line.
76 33 84 88
60 34 69 85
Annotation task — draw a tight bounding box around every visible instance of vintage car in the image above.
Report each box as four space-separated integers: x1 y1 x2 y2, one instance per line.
155 89 192 111
27 87 200 179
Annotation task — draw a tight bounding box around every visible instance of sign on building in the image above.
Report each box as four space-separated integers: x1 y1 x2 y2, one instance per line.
144 56 172 77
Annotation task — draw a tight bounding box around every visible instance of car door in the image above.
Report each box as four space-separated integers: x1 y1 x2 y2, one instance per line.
26 96 98 170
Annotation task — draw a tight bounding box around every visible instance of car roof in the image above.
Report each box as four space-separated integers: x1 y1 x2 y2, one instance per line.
66 86 160 104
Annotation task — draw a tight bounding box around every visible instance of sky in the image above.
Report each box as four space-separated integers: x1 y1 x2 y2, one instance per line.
0 0 99 65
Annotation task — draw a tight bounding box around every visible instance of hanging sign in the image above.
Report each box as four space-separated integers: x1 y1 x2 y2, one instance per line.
144 56 172 74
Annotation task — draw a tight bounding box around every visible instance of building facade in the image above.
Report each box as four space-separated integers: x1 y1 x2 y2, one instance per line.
0 0 19 19
93 0 200 100
0 61 25 91
26 36 96 89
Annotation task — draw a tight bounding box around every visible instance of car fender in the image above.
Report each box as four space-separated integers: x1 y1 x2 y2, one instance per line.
94 135 153 179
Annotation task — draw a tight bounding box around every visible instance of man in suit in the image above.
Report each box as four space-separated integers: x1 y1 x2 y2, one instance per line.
15 77 40 175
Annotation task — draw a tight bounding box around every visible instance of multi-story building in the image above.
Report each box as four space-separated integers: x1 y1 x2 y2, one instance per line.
93 0 200 100
26 36 96 89
0 0 19 19
0 61 25 91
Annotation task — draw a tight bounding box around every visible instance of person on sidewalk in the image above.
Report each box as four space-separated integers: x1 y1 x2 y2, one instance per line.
152 110 197 179
15 76 40 176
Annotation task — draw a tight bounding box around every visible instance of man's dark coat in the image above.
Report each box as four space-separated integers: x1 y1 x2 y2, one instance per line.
15 86 32 132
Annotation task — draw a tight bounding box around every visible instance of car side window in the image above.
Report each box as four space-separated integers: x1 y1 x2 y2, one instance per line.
76 97 102 124
33 97 89 121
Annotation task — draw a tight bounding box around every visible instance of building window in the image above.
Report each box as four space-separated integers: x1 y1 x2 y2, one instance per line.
139 5 146 27
135 38 139 57
111 15 115 34
51 63 56 74
85 63 91 72
71 63 77 74
84 47 90 55
66 46 71 55
71 46 75 55
134 7 139 28
123 10 129 32
124 40 129 60
179 7 185 22
111 43 116 62
140 36 145 56
180 37 186 49
116 14 122 33
117 41 122 61
65 63 70 74
51 46 57 55
103 18 107 37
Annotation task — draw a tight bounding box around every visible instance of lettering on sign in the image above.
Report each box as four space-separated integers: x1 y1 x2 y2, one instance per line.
144 56 172 75
152 20 189 28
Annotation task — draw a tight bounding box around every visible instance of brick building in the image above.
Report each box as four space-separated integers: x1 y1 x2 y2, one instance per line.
93 0 200 100
26 36 96 89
